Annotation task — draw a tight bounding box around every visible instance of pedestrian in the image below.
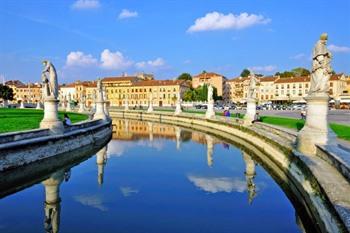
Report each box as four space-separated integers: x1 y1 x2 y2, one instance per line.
63 113 72 126
301 110 306 120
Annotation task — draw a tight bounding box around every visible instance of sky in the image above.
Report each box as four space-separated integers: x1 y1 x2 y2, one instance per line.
0 0 349 83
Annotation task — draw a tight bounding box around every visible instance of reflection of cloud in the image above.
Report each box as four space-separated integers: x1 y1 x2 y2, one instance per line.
188 175 246 193
74 194 108 211
120 187 139 197
107 140 164 157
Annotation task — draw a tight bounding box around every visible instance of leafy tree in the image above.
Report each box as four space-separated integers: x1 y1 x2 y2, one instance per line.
177 73 192 81
183 88 194 101
240 69 251 77
182 85 219 101
291 67 310 76
0 84 14 101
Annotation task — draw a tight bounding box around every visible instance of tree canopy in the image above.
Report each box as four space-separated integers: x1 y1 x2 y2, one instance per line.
240 69 251 77
177 73 192 81
275 67 310 78
0 84 14 101
183 84 219 102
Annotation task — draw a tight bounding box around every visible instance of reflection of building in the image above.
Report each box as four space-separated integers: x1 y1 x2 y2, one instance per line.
96 146 108 186
42 170 64 233
242 152 257 204
192 72 228 100
206 135 214 167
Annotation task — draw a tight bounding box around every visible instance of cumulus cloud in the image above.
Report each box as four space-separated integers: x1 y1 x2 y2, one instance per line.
328 44 350 53
100 49 133 70
71 0 100 10
135 58 166 69
249 65 277 73
188 175 247 193
187 11 270 32
118 9 138 19
107 139 165 157
290 53 306 60
66 51 98 67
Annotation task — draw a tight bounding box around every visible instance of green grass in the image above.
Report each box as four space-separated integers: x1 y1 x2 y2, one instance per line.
260 115 350 141
0 108 88 134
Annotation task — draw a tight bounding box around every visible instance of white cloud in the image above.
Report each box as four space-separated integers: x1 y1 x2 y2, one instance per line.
290 53 306 60
100 49 133 70
328 44 350 53
107 139 164 157
188 175 247 193
71 0 101 10
66 51 97 67
249 65 277 73
120 187 139 197
118 9 138 19
135 58 166 69
187 11 270 32
74 194 108 211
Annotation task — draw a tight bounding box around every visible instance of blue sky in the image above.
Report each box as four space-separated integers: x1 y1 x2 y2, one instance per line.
0 0 349 83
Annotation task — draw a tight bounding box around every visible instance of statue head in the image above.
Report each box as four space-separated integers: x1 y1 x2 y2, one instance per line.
42 60 48 66
320 33 328 43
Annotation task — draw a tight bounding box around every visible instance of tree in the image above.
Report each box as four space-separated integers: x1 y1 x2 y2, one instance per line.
0 84 14 101
240 69 251 77
177 73 192 81
183 88 194 101
182 85 219 101
291 67 310 77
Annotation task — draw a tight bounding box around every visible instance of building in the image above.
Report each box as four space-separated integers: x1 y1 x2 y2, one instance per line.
102 75 190 107
5 80 42 103
192 72 228 100
228 74 347 104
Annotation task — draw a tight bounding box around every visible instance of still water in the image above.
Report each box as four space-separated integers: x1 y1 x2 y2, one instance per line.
0 119 305 233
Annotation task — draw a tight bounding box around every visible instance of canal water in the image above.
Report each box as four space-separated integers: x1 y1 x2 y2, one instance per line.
0 119 307 233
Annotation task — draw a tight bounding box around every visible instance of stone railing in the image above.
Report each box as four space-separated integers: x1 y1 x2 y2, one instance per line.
109 109 350 233
0 128 50 145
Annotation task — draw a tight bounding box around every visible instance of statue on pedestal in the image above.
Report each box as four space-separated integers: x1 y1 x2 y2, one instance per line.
309 33 332 95
41 60 59 99
207 85 213 103
247 72 258 99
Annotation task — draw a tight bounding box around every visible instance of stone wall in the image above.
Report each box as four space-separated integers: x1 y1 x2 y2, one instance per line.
0 119 112 172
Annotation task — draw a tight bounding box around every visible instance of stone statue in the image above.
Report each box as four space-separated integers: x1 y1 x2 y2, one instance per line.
42 60 59 99
309 33 333 95
248 72 258 99
207 85 213 102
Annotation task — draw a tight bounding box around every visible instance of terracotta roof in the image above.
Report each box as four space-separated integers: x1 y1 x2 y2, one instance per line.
329 74 344 81
102 76 138 82
260 76 279 82
227 77 249 82
133 80 188 87
193 72 226 79
274 76 310 84
60 83 76 88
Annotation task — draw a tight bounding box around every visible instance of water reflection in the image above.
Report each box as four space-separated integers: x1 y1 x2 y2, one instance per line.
0 119 308 233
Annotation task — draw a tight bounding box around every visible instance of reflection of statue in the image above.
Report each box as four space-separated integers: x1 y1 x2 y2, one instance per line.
248 72 258 99
206 135 214 167
96 146 108 186
207 85 213 102
175 127 182 150
242 152 257 204
309 33 332 95
42 61 59 99
42 170 64 233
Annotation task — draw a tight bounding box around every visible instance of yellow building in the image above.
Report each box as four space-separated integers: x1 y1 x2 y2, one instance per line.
102 76 190 107
192 72 228 100
6 80 42 103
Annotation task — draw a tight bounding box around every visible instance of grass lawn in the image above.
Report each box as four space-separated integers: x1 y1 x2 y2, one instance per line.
260 115 350 141
0 108 88 134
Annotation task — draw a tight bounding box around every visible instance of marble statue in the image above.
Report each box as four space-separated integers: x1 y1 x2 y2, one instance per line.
309 33 333 95
42 60 59 99
248 72 258 99
207 85 213 102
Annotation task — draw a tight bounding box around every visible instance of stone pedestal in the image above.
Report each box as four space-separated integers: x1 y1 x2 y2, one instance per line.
104 101 109 116
93 100 107 120
205 101 215 119
297 94 335 155
20 101 25 109
66 102 72 112
124 99 129 111
40 98 64 134
174 101 182 115
244 98 256 125
36 102 42 110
